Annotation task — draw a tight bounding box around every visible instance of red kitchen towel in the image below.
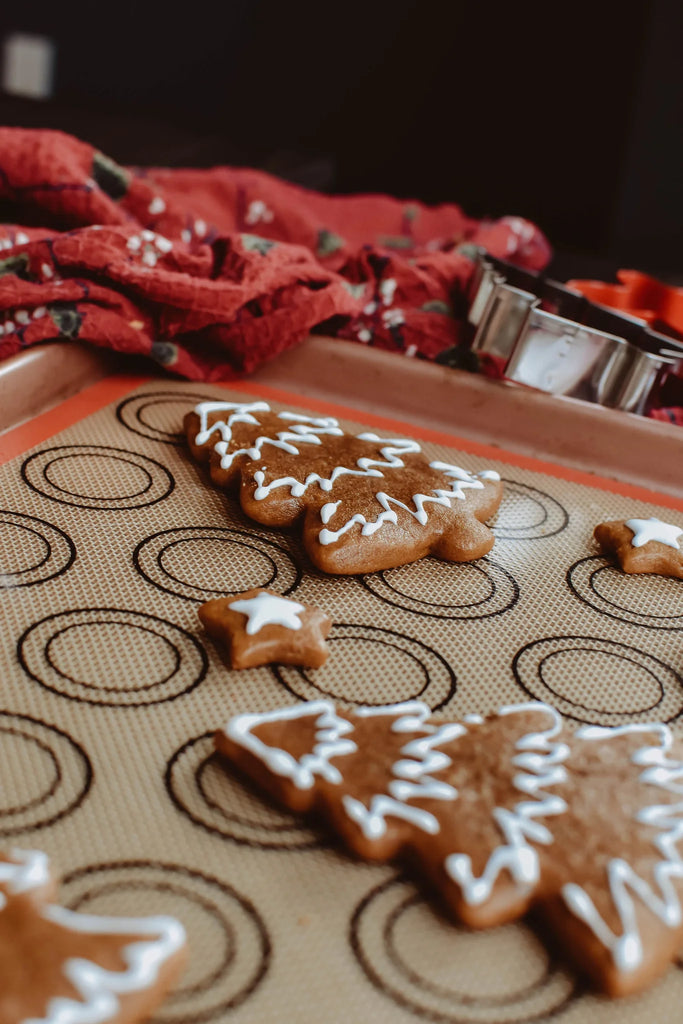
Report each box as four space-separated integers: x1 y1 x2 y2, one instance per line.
650 406 683 427
0 127 551 381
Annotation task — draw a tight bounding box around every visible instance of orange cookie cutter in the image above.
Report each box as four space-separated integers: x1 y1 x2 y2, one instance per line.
568 270 683 336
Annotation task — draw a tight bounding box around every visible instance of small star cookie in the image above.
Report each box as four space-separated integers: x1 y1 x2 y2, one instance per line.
198 588 332 668
594 517 683 578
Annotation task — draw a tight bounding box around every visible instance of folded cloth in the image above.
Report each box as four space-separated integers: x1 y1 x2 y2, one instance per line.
0 127 551 381
650 406 683 426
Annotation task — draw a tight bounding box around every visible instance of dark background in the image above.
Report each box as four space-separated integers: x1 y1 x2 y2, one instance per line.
1 0 682 280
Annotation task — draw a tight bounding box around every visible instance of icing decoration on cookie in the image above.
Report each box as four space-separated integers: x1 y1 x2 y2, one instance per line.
0 846 50 896
445 704 569 905
562 723 683 974
625 517 682 550
194 402 342 472
0 848 186 1024
199 588 331 669
342 703 464 838
317 462 488 545
215 698 683 996
228 592 305 635
185 400 504 574
225 701 357 788
594 518 683 579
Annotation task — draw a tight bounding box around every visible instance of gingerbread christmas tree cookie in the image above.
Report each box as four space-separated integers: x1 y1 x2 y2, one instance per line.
216 698 683 997
595 516 683 578
199 588 331 668
184 400 503 574
0 848 186 1023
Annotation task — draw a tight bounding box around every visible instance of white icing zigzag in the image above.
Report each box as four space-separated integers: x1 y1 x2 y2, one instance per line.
194 401 343 473
342 702 464 838
253 433 425 500
319 461 493 546
0 849 185 1024
194 400 270 448
34 909 185 1024
0 847 50 901
193 401 499 544
225 701 357 789
562 723 683 974
444 703 570 905
222 698 683 978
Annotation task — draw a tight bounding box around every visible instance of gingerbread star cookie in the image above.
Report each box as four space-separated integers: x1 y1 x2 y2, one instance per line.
199 588 331 668
594 516 683 578
184 400 503 575
216 698 683 997
0 847 186 1023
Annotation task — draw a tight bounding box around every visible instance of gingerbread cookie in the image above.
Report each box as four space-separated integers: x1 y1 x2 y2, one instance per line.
184 400 503 574
199 588 331 668
595 516 683 578
0 847 186 1023
216 698 683 997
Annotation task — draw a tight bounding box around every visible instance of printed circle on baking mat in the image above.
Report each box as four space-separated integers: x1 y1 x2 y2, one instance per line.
133 526 301 602
512 635 683 725
116 390 213 445
567 556 683 630
165 732 324 849
361 558 519 620
17 606 208 707
492 480 569 540
0 712 92 837
272 623 457 710
350 876 576 1022
61 861 270 1023
0 510 75 587
21 444 174 510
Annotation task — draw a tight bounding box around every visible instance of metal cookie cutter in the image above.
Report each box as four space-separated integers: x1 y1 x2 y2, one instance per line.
465 249 683 415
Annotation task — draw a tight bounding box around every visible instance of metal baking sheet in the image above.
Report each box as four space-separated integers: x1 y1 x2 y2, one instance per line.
0 375 682 1023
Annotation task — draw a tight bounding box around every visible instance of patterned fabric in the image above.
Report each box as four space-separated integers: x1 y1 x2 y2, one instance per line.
0 128 551 381
650 406 683 426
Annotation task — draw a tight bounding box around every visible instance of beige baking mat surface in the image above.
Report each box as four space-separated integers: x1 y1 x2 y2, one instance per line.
1 380 683 1023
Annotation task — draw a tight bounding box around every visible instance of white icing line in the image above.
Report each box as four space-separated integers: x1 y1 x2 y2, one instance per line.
320 501 341 525
0 848 50 900
625 517 682 551
32 908 185 1024
193 401 343 473
224 701 357 789
343 793 442 838
318 462 489 546
253 437 421 501
228 592 304 635
445 703 569 905
193 402 497 547
193 401 270 447
428 461 487 495
0 850 185 1024
342 701 463 840
562 722 683 974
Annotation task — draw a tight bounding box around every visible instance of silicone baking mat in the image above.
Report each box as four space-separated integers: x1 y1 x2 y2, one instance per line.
1 377 683 1023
